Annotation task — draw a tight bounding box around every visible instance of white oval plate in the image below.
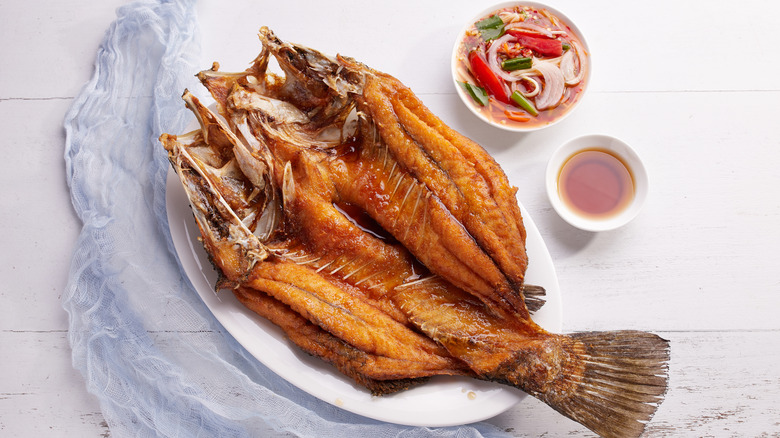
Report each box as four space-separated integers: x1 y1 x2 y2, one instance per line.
166 167 561 427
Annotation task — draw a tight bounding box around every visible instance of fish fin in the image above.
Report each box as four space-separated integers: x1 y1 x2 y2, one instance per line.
254 194 281 241
522 284 546 312
535 331 670 438
282 161 296 211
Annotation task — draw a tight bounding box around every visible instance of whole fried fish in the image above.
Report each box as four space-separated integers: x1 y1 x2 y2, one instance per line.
161 28 669 438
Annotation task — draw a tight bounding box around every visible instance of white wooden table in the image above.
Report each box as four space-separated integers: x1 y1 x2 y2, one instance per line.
2 0 778 436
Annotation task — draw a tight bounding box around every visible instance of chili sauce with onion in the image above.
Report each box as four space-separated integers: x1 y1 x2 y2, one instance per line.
455 4 589 129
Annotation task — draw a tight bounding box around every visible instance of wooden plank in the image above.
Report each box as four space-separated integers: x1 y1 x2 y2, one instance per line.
645 331 780 437
0 98 82 332
0 331 109 436
564 0 780 93
0 0 130 99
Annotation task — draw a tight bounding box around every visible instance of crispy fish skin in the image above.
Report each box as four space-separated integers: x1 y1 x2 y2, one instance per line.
223 82 519 323
239 259 466 374
161 103 470 392
162 29 671 438
199 58 537 318
357 75 530 315
252 26 539 316
346 83 517 312
233 286 434 395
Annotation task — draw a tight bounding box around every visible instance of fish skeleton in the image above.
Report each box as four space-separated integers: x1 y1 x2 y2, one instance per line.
160 28 669 438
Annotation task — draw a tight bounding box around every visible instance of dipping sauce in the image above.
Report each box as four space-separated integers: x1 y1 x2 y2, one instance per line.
557 149 634 219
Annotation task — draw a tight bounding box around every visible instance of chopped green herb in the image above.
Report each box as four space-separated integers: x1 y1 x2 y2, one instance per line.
510 91 539 116
475 15 503 30
459 81 489 106
501 57 532 71
475 14 505 41
480 27 505 41
562 43 571 51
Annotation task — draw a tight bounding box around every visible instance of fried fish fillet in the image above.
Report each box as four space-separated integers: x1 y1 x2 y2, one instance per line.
161 112 471 392
197 27 541 317
161 29 670 438
233 286 439 395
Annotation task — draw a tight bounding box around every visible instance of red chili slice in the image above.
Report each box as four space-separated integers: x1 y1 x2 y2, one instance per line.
467 50 510 104
506 32 563 57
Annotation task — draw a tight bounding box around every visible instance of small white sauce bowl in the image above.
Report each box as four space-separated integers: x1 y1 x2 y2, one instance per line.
451 1 590 132
545 134 648 232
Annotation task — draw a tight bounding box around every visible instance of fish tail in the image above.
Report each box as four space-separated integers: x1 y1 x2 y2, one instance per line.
531 330 670 438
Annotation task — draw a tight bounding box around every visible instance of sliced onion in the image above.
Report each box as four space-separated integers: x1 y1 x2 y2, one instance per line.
498 11 524 24
515 75 541 98
486 34 521 82
504 22 554 38
560 42 585 85
531 61 565 110
559 49 578 84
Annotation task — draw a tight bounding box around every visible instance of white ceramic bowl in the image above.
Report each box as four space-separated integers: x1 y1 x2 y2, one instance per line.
451 1 590 132
545 134 648 232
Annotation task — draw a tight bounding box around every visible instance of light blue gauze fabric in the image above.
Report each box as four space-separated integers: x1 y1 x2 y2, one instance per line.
62 0 512 436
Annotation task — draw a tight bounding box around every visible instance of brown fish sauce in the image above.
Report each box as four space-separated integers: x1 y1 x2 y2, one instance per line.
333 202 395 242
557 148 635 220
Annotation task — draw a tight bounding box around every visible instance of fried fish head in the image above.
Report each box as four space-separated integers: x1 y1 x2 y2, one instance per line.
161 92 282 283
257 26 364 128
